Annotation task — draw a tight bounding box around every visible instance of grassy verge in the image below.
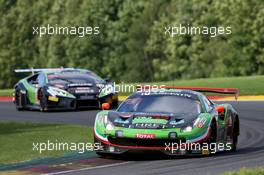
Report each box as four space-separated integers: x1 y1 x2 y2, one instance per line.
118 75 264 96
222 167 264 175
0 122 92 165
0 89 12 96
1 75 264 96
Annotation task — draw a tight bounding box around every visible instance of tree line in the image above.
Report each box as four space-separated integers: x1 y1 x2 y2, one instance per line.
0 0 263 88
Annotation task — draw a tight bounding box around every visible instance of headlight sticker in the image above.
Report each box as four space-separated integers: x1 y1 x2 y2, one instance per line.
47 87 67 97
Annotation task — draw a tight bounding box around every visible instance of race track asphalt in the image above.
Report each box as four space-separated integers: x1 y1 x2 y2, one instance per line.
0 102 97 126
0 101 263 175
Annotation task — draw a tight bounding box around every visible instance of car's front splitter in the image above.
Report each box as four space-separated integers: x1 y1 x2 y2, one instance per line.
94 127 212 155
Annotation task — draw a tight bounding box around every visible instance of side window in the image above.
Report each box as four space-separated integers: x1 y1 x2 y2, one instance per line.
202 96 213 112
37 73 46 87
27 74 39 86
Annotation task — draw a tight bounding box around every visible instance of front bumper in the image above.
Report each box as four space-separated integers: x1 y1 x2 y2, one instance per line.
47 92 119 109
46 95 100 109
94 127 212 155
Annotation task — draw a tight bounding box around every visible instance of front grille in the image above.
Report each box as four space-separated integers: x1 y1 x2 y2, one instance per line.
67 87 98 94
74 93 97 100
108 137 186 147
67 87 99 100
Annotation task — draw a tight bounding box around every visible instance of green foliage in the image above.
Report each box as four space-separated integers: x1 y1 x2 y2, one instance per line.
1 75 264 96
116 75 264 96
222 167 264 175
0 0 263 88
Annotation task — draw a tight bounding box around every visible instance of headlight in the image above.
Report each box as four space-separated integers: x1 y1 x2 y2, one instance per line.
98 114 114 131
96 83 105 89
47 86 68 97
181 118 199 132
106 123 114 130
182 126 193 132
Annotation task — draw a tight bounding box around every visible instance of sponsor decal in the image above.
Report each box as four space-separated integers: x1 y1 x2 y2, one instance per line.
79 94 95 100
48 96 59 102
202 148 210 155
68 83 93 87
141 91 193 98
197 117 206 128
134 123 158 128
75 87 95 93
136 133 156 139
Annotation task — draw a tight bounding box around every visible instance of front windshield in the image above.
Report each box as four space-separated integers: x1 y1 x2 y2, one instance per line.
47 72 104 84
118 95 201 115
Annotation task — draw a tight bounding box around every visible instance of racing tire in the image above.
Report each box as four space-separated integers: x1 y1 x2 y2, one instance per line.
39 89 48 112
231 119 239 152
207 120 217 155
231 133 238 152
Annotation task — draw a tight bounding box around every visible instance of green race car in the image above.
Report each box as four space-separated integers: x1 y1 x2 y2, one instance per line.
94 86 240 156
13 68 118 111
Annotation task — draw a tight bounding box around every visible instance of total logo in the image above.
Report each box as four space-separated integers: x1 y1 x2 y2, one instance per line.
136 133 156 139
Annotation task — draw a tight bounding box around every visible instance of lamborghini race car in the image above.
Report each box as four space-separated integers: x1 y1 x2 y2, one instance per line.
13 68 118 111
94 86 240 156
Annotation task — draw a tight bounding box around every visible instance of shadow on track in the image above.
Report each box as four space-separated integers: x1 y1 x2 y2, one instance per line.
95 145 264 162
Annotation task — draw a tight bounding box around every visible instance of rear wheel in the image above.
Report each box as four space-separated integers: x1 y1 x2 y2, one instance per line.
231 133 238 152
231 118 239 152
39 89 48 112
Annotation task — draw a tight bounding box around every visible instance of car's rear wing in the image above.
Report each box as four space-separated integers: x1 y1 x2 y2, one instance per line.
14 68 74 74
136 85 240 100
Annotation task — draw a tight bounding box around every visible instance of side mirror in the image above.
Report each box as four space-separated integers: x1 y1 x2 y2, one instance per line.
216 106 225 114
102 103 110 110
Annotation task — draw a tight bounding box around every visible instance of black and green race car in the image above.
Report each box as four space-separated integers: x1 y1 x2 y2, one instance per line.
94 86 240 156
13 68 118 111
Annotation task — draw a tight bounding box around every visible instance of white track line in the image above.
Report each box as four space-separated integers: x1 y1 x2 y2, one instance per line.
43 161 130 175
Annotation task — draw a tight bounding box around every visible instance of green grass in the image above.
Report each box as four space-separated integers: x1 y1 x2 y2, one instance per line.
1 75 264 97
0 122 92 165
222 167 264 175
118 75 264 96
0 89 12 96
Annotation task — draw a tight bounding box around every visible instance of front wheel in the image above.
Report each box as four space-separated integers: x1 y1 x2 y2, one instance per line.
205 121 217 155
231 120 239 152
15 89 26 111
231 134 238 152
